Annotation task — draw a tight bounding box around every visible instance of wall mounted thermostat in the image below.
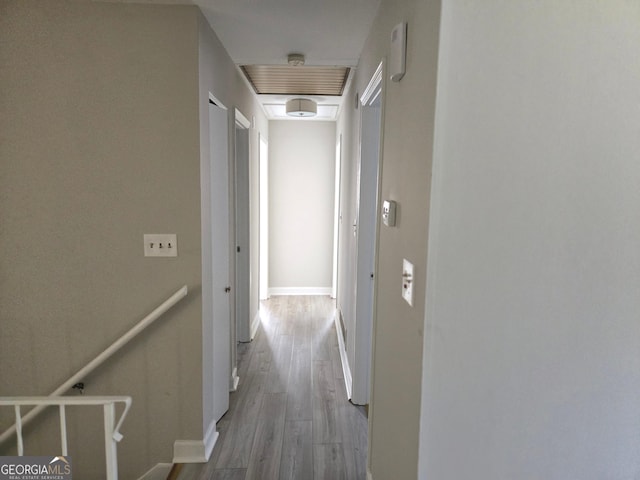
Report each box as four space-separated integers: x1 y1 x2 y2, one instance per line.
382 200 397 227
390 22 407 82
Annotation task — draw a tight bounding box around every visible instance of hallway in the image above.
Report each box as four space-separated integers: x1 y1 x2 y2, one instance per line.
177 296 368 480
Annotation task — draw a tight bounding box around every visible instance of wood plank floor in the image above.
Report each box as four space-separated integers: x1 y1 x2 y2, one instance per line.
178 296 368 480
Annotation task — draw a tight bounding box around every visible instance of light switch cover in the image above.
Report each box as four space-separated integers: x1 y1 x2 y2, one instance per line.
144 234 177 257
402 258 414 306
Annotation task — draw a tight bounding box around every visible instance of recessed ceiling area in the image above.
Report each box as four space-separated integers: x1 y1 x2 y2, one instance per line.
240 65 350 96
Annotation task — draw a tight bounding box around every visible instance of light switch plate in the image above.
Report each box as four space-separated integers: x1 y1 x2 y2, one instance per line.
144 234 177 257
402 258 414 306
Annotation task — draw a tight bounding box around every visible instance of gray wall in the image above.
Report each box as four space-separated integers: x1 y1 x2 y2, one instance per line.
420 1 640 478
335 0 441 477
0 1 267 477
268 120 336 293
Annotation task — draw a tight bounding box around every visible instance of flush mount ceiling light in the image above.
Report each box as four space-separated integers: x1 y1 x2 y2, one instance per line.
286 98 317 117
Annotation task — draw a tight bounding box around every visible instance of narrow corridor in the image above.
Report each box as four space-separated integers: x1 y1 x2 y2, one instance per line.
178 296 368 480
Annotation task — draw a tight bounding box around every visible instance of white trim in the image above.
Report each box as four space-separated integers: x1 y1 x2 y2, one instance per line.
208 92 227 110
251 311 260 340
136 463 172 480
231 367 240 392
360 61 384 106
268 287 333 296
173 421 218 463
173 439 206 463
234 108 250 129
367 469 373 480
203 421 218 460
335 310 353 399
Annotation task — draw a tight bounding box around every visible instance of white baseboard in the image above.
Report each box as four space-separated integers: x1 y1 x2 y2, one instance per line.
231 367 240 392
268 287 332 296
204 421 218 460
137 463 172 480
335 309 352 399
173 421 218 463
251 311 260 340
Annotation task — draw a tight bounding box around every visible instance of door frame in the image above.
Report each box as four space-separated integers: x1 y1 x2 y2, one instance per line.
234 108 251 348
352 61 385 405
258 134 269 301
208 93 231 423
332 135 342 299
231 108 251 394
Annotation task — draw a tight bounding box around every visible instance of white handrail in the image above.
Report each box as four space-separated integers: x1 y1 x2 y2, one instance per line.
0 396 132 480
0 286 187 444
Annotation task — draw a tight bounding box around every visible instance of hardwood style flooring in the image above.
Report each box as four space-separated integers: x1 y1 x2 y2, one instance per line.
177 295 368 480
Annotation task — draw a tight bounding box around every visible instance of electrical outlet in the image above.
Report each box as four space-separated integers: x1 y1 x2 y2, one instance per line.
402 258 414 306
144 234 177 257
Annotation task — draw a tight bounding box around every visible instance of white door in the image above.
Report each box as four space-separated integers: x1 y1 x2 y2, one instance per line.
258 135 269 301
209 98 230 421
352 64 384 405
332 136 342 299
234 110 251 343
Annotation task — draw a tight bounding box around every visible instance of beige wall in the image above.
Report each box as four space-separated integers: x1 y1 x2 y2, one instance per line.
336 0 441 477
0 2 201 477
0 1 267 477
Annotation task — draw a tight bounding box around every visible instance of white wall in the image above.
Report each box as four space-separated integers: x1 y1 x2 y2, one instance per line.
420 1 640 478
268 120 336 294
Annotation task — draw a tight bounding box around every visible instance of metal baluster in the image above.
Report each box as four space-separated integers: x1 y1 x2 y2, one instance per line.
59 404 68 456
104 403 118 480
14 405 23 456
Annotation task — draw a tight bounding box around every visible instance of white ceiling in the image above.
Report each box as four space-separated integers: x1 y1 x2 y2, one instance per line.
193 0 380 67
116 0 381 119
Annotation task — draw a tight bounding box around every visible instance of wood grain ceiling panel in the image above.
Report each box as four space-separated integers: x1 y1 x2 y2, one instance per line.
240 65 350 96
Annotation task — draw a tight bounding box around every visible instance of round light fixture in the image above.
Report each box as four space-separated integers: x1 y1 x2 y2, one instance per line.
286 98 317 117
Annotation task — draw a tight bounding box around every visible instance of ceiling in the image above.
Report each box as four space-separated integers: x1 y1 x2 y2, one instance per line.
117 0 381 120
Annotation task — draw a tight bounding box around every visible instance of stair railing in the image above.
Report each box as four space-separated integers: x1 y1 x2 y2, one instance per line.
0 396 132 480
0 285 188 445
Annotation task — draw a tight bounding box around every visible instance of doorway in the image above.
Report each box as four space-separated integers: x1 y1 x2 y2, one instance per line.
352 62 384 405
258 134 269 301
234 109 251 345
208 96 231 422
332 135 342 299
